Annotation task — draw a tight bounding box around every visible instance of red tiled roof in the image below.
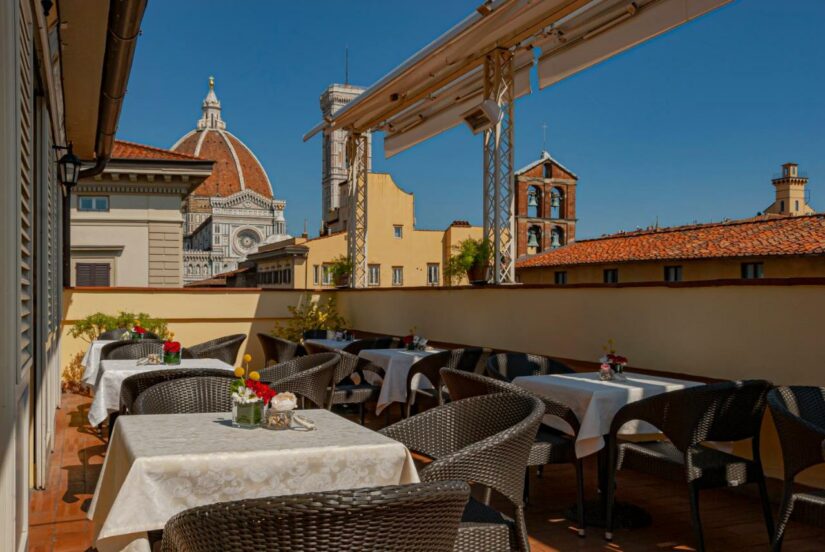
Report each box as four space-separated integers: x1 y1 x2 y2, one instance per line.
517 214 825 269
112 139 202 161
172 130 273 198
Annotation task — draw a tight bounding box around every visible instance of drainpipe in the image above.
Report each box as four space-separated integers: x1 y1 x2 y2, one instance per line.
65 0 147 286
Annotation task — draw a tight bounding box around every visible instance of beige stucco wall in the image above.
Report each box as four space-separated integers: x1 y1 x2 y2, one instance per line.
335 282 825 485
71 192 185 287
518 256 825 284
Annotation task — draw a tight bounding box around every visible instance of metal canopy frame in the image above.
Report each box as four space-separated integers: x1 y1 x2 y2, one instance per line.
346 132 369 288
304 0 733 287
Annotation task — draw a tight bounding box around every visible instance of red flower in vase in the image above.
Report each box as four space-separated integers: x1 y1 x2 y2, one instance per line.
607 353 628 365
402 335 413 346
163 341 181 353
245 379 276 405
133 326 146 335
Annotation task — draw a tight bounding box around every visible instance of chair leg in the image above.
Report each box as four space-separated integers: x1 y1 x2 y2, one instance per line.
773 482 795 552
756 472 776 543
536 465 544 478
523 468 530 505
359 402 365 425
688 483 705 552
575 459 586 537
514 506 530 552
604 437 618 541
482 486 492 506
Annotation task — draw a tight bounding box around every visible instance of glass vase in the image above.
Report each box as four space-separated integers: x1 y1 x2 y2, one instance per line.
163 351 181 365
232 400 263 428
264 410 293 430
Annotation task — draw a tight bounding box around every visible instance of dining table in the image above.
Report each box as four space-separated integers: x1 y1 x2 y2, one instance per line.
513 370 703 528
359 347 445 415
87 358 234 427
303 337 355 351
88 409 420 552
81 339 118 385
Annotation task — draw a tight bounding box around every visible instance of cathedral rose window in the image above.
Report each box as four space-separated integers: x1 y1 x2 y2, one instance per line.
234 229 261 253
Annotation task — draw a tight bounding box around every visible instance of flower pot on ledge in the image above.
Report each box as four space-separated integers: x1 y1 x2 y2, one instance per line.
467 264 488 285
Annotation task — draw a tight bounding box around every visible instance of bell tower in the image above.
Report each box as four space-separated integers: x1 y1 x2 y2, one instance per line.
765 162 814 216
514 151 577 257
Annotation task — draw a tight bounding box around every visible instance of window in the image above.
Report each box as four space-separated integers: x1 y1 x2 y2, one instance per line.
780 200 785 212
368 264 380 286
427 263 439 285
392 266 403 286
393 225 403 238
603 268 619 284
77 195 109 212
554 271 567 285
664 265 683 283
283 268 292 285
322 265 332 285
795 200 800 211
76 263 110 287
313 265 319 285
741 262 764 280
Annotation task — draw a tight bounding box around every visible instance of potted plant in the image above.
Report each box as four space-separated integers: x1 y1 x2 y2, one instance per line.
445 238 492 285
329 255 353 288
230 354 273 428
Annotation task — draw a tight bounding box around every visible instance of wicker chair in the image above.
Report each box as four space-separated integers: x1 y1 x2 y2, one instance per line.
604 379 774 551
258 353 340 409
403 351 452 417
342 336 401 354
381 392 544 552
101 340 166 360
448 347 492 374
441 367 585 535
99 328 129 340
259 333 306 367
160 481 470 552
320 349 382 425
187 334 246 365
120 369 237 415
768 386 825 550
486 352 574 381
302 329 333 340
133 376 235 415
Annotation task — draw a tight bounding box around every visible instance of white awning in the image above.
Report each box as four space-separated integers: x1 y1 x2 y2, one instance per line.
305 0 731 158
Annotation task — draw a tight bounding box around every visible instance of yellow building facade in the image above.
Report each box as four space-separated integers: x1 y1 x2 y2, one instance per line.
245 173 482 289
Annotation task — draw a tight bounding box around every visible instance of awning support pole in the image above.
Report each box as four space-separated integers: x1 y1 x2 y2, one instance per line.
347 131 369 288
482 48 516 284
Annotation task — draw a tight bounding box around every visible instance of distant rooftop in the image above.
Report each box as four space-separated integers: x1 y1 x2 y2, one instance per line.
517 214 825 269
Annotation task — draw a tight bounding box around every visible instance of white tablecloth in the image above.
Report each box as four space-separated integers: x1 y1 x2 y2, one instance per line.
81 340 117 384
303 338 355 351
360 348 444 415
513 372 703 458
88 358 233 427
88 410 419 552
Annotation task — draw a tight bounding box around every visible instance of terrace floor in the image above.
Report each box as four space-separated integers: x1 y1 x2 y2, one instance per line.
30 391 825 551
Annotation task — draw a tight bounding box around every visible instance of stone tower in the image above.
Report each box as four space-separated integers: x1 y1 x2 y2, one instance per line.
765 162 814 216
514 151 578 257
320 84 371 234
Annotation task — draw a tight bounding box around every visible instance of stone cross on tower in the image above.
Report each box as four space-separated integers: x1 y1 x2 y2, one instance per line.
198 75 226 130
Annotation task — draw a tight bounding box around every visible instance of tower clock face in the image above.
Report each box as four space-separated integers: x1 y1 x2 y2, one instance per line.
234 229 260 254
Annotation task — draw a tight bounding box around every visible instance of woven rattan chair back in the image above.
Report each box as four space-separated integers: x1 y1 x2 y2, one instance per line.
403 350 452 413
343 336 400 354
258 353 340 409
258 333 306 366
447 347 491 374
187 334 246 365
120 369 236 415
99 328 129 340
161 481 470 552
101 340 165 361
769 386 825 478
133 376 234 415
487 352 573 381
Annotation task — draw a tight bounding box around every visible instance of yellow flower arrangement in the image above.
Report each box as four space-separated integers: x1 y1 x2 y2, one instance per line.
234 366 245 378
243 353 252 364
249 371 260 381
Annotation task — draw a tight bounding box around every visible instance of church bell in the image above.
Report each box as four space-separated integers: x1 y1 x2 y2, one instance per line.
527 232 540 248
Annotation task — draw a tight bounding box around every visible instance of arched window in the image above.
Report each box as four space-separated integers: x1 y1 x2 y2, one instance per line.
527 225 542 255
526 186 541 218
780 200 785 212
550 187 564 219
550 227 564 249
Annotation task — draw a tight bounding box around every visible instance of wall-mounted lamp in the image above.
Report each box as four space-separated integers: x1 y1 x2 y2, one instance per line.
54 144 82 187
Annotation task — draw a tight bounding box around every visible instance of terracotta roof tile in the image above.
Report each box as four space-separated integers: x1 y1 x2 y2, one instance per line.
517 214 825 269
112 139 202 161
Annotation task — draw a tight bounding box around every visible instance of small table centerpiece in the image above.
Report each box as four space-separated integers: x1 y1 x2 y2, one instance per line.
130 319 147 340
402 328 428 351
265 392 298 430
162 333 181 365
230 354 274 428
599 339 629 381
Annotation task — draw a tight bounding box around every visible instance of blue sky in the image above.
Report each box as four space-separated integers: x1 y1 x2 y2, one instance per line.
118 0 825 239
